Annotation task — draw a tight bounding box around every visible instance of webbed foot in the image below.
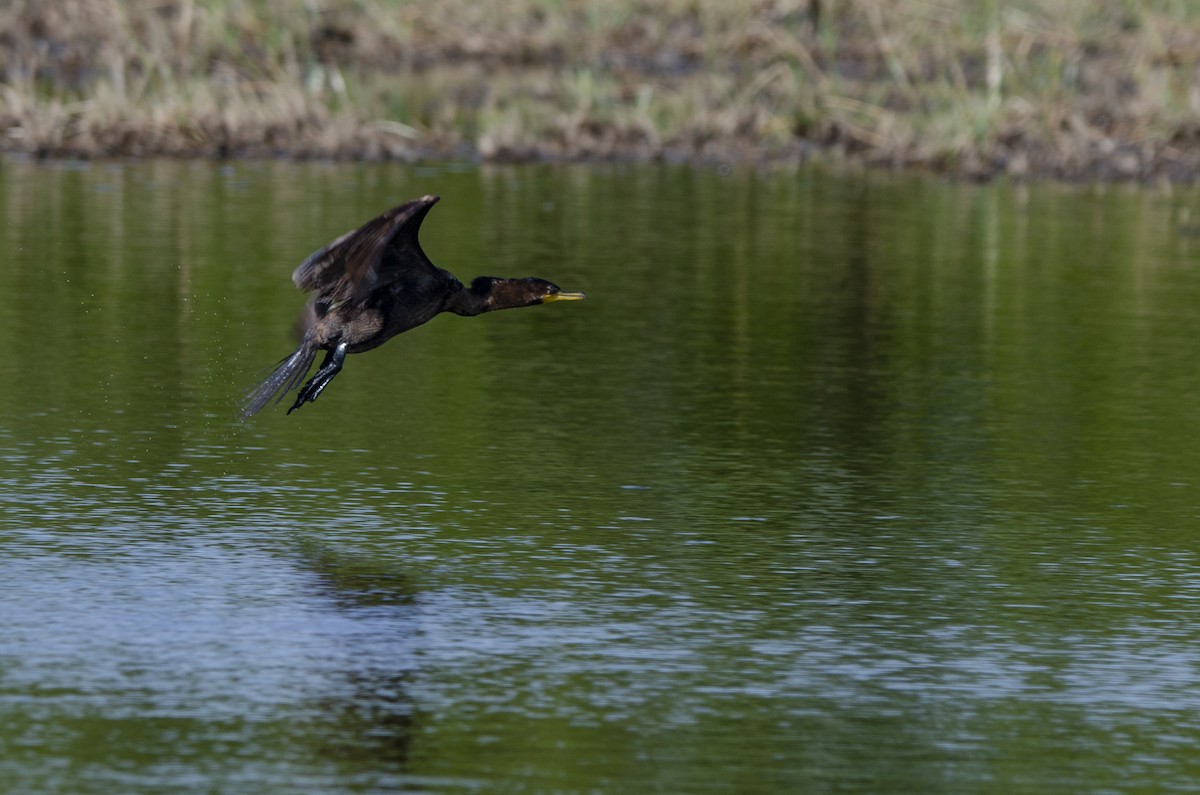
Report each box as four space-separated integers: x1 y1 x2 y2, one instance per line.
287 342 347 414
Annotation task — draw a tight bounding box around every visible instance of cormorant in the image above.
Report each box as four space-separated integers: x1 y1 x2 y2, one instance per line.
241 195 584 418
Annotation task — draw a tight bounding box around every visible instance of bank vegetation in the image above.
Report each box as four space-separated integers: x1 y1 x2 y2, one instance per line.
2 0 1200 179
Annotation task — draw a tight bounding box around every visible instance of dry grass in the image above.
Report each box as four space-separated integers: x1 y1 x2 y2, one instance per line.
3 0 1200 178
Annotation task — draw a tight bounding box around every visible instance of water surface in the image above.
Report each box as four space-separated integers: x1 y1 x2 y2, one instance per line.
3 160 1200 792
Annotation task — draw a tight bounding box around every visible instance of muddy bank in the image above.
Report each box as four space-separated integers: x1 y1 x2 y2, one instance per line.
2 1 1199 181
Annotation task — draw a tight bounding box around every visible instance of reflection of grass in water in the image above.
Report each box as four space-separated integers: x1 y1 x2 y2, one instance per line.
3 1 1200 177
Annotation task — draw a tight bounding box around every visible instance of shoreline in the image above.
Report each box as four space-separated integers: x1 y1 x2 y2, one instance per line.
3 2 1199 183
8 140 1194 186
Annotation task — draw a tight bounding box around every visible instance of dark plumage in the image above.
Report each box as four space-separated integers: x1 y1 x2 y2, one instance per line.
241 195 584 418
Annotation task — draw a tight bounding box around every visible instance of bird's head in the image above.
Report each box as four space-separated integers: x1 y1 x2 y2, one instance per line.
469 276 587 310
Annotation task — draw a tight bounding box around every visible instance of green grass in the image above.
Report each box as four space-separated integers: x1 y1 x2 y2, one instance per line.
2 0 1200 178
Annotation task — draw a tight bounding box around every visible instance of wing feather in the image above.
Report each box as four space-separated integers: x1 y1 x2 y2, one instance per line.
291 195 441 303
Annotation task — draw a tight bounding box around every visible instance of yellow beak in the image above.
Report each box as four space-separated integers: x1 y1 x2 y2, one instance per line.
543 291 587 302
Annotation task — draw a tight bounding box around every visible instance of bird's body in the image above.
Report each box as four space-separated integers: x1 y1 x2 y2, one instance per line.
241 195 584 418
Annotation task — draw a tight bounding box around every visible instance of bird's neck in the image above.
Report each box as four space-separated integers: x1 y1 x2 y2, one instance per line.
444 278 523 317
444 282 490 317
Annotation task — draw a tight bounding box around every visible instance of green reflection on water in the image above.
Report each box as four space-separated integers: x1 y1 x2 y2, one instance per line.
3 160 1200 792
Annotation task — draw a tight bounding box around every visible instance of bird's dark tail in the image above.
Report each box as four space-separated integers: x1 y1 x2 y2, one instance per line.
240 342 318 419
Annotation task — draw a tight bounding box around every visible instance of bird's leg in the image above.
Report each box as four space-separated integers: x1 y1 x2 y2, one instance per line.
289 341 348 414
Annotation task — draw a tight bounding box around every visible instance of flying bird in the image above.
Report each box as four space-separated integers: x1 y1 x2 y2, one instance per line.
241 195 585 418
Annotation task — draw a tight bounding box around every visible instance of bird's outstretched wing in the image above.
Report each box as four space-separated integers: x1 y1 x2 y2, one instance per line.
291 195 441 304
